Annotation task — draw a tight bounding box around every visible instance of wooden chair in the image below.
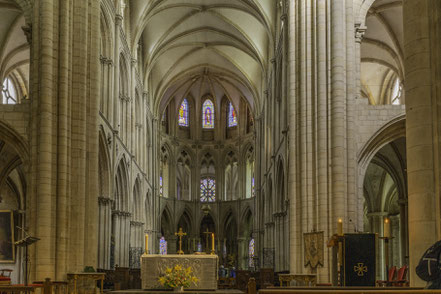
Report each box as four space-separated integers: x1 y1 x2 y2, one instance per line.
392 265 409 287
0 269 12 285
376 266 396 287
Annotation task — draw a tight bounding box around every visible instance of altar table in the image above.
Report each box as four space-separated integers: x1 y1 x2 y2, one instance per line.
278 274 317 287
67 273 105 294
141 254 218 290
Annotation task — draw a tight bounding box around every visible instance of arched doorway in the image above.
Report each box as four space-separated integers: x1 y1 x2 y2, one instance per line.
200 214 215 253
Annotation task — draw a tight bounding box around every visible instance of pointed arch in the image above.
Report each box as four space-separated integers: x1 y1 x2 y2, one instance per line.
115 158 129 211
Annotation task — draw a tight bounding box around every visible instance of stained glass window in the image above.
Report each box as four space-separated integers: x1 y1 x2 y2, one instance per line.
178 99 189 126
160 237 167 255
249 238 255 268
159 176 163 197
251 177 255 197
200 177 216 202
202 99 214 129
228 102 238 127
2 78 17 104
197 242 202 252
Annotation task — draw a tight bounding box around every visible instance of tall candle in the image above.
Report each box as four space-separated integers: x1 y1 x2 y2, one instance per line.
384 218 390 238
337 218 343 236
211 233 215 251
145 234 149 254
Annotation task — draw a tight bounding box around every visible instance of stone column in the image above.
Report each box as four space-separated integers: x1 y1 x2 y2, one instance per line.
368 212 387 280
113 14 122 132
237 237 246 270
403 0 441 286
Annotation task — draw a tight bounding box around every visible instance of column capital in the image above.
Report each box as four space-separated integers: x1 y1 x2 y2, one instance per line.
115 14 124 26
355 23 367 43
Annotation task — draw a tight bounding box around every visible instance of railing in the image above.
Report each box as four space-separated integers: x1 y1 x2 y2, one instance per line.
0 278 68 294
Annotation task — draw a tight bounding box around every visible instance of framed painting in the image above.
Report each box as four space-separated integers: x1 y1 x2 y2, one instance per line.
0 210 14 262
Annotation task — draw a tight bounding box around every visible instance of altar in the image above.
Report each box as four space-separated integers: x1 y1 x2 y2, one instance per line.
141 254 218 290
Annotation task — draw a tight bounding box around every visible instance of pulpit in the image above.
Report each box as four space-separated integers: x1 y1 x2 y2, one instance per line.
141 254 218 290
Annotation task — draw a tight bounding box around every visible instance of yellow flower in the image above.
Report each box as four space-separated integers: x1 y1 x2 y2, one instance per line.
174 265 182 271
158 277 166 285
165 267 172 274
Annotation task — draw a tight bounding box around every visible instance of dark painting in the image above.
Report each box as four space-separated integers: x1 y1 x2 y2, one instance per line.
344 233 376 286
0 211 14 262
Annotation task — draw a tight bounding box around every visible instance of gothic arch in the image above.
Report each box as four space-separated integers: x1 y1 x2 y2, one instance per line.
0 120 29 163
160 204 174 236
276 157 286 211
115 158 129 212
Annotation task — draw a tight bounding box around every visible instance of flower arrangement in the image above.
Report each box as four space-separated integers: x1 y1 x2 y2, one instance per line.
158 265 199 289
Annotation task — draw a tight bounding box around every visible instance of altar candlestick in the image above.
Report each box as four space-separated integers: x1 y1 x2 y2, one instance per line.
145 234 149 254
337 218 343 236
384 217 390 238
212 233 215 251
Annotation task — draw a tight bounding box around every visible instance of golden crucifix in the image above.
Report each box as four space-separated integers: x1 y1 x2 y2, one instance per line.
202 228 212 253
175 227 187 255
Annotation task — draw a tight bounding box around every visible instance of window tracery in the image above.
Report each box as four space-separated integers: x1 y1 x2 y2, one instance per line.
2 78 17 104
200 177 216 202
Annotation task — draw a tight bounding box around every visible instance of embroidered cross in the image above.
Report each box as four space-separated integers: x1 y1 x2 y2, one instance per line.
354 263 368 276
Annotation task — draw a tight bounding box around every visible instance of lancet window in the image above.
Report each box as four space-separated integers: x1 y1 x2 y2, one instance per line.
178 99 189 126
202 99 214 128
228 102 237 127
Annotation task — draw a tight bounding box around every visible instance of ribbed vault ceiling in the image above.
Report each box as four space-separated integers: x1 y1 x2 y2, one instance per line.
0 0 29 84
361 0 403 105
130 0 277 116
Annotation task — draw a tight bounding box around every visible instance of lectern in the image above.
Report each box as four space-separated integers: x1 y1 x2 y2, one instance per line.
15 236 40 286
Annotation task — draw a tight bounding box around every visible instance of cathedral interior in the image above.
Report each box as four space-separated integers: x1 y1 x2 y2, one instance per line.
0 0 439 289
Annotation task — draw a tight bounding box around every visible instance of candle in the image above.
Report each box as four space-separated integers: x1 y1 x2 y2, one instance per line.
337 218 343 236
211 233 215 252
384 217 390 238
145 234 149 254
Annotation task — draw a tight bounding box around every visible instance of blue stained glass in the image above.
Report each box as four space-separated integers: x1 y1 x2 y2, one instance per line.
160 237 167 255
178 99 189 127
252 177 255 197
249 238 255 268
197 242 202 252
202 99 214 129
200 177 216 202
228 102 238 127
159 176 163 197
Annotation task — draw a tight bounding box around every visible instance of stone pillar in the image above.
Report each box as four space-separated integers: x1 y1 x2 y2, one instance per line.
368 212 387 280
403 0 441 286
237 237 246 270
98 197 112 269
113 14 122 132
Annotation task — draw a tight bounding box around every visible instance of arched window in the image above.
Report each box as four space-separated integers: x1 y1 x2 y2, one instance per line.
178 99 189 126
251 177 255 198
202 99 214 128
159 237 167 255
228 102 238 127
2 78 17 104
200 177 216 202
249 238 255 268
391 78 402 105
159 176 163 197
